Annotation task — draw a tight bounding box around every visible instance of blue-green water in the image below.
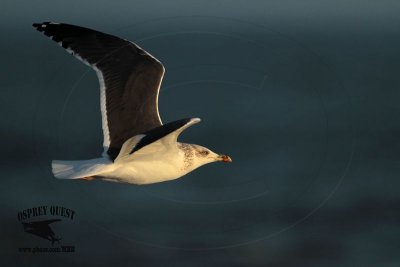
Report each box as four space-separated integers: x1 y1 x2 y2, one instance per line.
1 1 400 266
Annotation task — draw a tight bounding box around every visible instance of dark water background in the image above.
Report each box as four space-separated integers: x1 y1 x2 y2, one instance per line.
1 1 400 266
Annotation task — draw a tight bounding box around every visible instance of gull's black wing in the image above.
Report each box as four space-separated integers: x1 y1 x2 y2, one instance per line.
33 22 164 160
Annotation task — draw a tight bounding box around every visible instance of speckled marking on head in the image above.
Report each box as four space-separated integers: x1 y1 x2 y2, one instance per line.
178 143 194 171
193 146 210 158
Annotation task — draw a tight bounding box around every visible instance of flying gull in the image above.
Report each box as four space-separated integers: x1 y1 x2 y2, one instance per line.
33 22 232 185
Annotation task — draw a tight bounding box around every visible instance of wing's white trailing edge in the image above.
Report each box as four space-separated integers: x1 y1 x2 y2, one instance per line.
155 69 165 125
47 24 111 156
59 45 111 157
93 65 111 156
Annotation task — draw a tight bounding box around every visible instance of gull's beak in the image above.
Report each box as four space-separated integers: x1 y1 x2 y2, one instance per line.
218 155 232 163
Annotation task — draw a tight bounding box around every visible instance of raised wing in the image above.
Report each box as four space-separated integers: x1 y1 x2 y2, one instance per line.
130 118 201 154
114 118 200 162
33 22 164 160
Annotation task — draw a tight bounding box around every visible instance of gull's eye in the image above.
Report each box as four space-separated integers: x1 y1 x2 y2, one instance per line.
200 150 209 156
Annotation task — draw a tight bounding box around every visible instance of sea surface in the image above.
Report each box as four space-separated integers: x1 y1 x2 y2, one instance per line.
1 1 400 266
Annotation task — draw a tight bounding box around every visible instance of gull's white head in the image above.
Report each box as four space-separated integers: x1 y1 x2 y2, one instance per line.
178 143 232 173
194 145 232 163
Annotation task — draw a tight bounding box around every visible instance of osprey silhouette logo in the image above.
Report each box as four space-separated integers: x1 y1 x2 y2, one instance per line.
23 219 62 245
18 206 75 253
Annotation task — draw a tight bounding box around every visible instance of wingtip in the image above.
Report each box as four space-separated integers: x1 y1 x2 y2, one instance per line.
32 21 59 31
32 22 47 32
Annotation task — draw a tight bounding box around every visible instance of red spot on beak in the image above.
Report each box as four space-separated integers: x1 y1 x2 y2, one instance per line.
219 155 232 163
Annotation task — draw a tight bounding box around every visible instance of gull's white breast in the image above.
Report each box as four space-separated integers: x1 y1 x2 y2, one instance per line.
99 144 187 184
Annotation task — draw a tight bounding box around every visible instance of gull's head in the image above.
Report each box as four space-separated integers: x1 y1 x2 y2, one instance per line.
191 145 232 165
178 143 232 174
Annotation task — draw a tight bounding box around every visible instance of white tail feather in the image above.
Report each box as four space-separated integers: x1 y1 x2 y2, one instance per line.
51 158 113 179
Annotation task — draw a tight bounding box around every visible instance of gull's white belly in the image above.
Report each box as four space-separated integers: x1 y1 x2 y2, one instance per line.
99 154 187 185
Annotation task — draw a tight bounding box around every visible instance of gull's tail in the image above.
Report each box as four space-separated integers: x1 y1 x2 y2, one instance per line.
51 158 112 179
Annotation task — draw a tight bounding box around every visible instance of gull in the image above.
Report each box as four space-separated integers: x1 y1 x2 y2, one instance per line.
33 22 232 185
